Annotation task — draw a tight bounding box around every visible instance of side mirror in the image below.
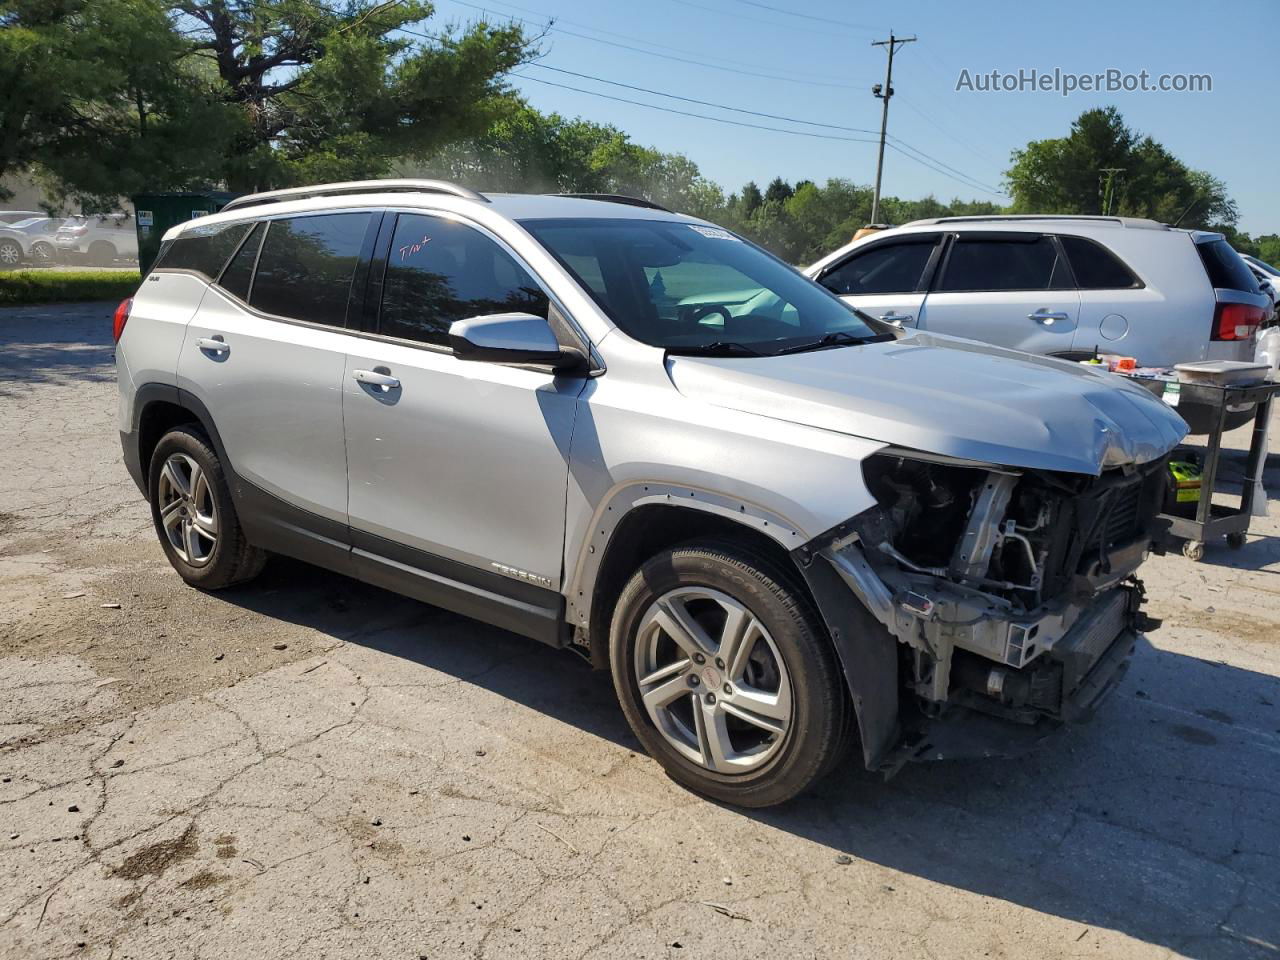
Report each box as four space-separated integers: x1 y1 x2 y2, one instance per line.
448 312 581 371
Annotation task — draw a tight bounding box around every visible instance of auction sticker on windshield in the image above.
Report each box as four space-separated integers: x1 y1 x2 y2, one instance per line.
688 225 738 240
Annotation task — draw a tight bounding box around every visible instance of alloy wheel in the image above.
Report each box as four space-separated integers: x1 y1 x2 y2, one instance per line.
157 453 218 566
634 586 792 773
0 242 20 266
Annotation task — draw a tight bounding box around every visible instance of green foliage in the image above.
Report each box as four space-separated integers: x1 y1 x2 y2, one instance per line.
1005 106 1237 230
0 269 140 305
2 0 535 202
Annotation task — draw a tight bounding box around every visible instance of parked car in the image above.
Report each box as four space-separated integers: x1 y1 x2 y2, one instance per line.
115 182 1185 806
0 210 45 225
805 215 1269 432
1240 254 1280 315
0 217 65 268
55 212 138 266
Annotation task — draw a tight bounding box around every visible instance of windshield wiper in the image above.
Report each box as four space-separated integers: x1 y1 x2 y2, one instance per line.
666 341 763 357
774 330 874 355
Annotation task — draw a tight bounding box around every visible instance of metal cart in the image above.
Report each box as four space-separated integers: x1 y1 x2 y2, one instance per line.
1151 378 1280 561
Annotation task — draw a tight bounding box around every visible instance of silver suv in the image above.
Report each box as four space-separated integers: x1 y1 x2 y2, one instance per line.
115 181 1186 806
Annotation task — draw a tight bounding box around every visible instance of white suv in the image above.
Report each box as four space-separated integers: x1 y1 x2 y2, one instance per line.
806 215 1269 369
55 212 139 265
114 182 1186 806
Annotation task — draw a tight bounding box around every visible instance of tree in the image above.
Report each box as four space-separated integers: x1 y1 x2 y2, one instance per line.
763 177 793 205
1005 106 1237 230
737 181 763 217
176 0 534 191
0 0 221 205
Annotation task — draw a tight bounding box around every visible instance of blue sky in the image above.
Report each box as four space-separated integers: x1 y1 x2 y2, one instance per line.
428 0 1278 235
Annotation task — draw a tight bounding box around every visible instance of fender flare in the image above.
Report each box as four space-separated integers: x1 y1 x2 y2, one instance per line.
564 481 806 630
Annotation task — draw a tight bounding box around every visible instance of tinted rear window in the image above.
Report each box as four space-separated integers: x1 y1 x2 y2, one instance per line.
1059 235 1141 289
937 236 1071 292
1197 239 1262 294
155 220 254 280
249 213 372 327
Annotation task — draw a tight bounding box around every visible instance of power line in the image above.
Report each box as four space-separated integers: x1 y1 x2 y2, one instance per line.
433 0 861 88
514 73 1007 197
525 64 883 135
515 73 884 144
886 142 1005 197
653 0 870 41
724 0 879 30
894 95 1004 167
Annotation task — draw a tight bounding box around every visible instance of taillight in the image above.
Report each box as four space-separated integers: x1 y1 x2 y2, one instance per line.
112 298 132 343
1211 302 1265 341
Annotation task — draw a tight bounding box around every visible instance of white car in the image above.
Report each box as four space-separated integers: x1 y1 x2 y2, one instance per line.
1241 254 1280 312
54 212 138 266
806 215 1271 431
0 217 65 268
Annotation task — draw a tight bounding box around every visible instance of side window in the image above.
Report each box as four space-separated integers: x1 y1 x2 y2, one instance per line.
250 213 372 327
819 239 937 295
217 221 264 302
379 214 549 346
1059 236 1140 289
153 220 253 280
937 236 1071 292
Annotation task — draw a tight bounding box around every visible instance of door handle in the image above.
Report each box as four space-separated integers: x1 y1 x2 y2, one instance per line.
880 312 914 326
353 368 401 390
195 336 229 354
1029 311 1071 325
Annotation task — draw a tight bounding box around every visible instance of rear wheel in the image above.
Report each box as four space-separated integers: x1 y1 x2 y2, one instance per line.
87 240 116 267
30 241 54 266
148 426 265 589
609 541 847 807
0 239 21 269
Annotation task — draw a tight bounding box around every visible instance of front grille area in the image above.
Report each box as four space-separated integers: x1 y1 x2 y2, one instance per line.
1104 480 1145 548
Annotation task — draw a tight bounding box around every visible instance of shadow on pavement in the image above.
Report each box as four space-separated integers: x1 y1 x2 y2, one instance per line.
216 556 1280 959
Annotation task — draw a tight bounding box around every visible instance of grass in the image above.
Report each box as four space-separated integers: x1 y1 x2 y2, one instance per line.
0 269 141 306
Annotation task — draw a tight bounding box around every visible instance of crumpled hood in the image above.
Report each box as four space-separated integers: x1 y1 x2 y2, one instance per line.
668 332 1188 475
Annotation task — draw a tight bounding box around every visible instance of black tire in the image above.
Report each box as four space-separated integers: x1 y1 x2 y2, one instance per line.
148 425 265 589
609 540 847 807
87 240 116 267
30 241 54 266
0 239 21 270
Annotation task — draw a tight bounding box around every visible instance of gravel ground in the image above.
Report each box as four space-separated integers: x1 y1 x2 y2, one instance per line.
1 302 1278 960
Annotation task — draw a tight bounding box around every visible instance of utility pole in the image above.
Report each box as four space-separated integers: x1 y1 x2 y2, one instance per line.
870 31 916 224
1098 167 1125 215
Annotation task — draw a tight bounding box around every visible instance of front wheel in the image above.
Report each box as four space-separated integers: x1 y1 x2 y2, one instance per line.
0 239 21 270
609 541 848 807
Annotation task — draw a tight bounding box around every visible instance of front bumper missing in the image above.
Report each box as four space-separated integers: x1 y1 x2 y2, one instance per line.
816 534 1143 770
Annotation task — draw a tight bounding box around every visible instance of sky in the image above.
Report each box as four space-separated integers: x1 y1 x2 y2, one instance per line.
427 0 1278 235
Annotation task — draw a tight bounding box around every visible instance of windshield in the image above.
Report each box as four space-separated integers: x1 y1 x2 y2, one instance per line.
521 217 888 355
9 218 40 229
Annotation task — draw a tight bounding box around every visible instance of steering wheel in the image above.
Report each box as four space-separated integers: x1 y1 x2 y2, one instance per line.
684 303 733 325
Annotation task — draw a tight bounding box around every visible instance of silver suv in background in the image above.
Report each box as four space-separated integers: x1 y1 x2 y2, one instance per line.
55 212 138 266
805 215 1269 430
114 182 1185 806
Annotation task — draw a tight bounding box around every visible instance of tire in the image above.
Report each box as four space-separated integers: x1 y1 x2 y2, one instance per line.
609 540 847 807
30 241 54 266
0 239 21 270
148 425 266 589
87 240 116 267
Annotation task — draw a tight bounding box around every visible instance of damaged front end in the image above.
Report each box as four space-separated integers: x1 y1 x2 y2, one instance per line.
800 446 1170 773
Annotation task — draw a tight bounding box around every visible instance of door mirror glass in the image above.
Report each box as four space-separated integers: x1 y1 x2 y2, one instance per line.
449 313 579 370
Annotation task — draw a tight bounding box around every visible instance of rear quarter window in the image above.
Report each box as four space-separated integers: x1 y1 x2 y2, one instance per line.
1059 235 1141 289
1196 239 1262 294
154 220 254 281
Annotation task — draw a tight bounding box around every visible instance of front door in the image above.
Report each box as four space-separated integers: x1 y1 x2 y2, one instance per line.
342 212 584 617
917 232 1081 355
814 233 942 328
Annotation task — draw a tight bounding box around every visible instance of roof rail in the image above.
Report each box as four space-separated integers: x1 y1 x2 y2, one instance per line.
221 179 488 213
553 193 671 212
902 214 1166 230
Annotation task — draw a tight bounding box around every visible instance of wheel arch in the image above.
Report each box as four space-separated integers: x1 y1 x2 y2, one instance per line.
128 384 233 497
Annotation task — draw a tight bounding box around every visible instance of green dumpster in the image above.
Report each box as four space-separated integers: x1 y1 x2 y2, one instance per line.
131 191 237 273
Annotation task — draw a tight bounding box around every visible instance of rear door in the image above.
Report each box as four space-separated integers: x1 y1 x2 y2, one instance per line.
919 232 1081 354
177 211 379 529
814 233 942 328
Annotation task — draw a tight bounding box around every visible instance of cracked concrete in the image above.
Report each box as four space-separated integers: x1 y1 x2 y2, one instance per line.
1 302 1278 959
